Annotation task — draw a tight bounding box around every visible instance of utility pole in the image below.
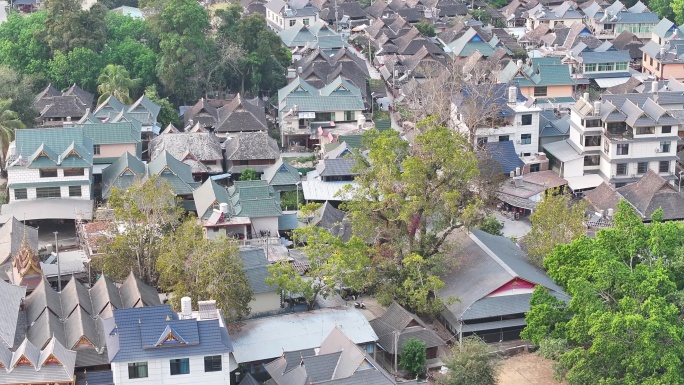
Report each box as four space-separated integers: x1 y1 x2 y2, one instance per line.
394 330 399 374
54 231 61 292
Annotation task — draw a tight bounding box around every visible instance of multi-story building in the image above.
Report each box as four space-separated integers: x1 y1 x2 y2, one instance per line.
451 84 542 157
544 92 680 190
641 19 684 80
583 0 660 39
2 128 94 221
265 0 319 32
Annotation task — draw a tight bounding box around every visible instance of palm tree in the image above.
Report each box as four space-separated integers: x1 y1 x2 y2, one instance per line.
0 99 26 173
97 64 140 105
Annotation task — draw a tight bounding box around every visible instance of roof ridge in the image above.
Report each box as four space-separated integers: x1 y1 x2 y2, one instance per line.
468 231 517 277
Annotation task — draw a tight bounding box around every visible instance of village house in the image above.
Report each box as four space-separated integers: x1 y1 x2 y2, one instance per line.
278 77 365 150
2 128 94 222
641 19 684 80
583 0 660 40
266 0 320 32
497 58 576 102
439 229 569 342
279 19 348 53
182 95 268 140
524 1 584 31
149 132 224 180
33 84 93 127
239 247 281 317
103 301 235 385
224 131 281 177
261 159 301 194
569 42 632 89
543 92 680 190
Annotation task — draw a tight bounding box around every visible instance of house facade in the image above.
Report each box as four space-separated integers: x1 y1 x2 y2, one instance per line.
278 77 365 150
452 85 542 156
104 303 235 385
544 93 680 189
584 0 660 39
641 19 684 80
497 58 575 100
265 0 319 31
3 128 94 221
239 247 281 316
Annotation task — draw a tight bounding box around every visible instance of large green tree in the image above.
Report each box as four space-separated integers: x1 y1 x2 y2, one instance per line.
156 220 253 321
522 201 684 384
96 178 185 285
649 0 675 22
674 0 684 25
267 226 373 310
400 339 426 378
0 67 38 127
144 85 180 128
149 0 211 102
0 99 25 168
97 64 140 105
340 119 480 312
44 0 107 53
48 47 104 92
0 12 51 76
525 190 587 267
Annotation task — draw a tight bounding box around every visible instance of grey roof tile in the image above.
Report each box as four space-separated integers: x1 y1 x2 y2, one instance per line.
239 247 279 294
316 158 357 177
0 280 25 349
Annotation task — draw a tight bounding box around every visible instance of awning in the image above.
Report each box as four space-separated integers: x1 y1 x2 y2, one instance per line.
542 139 583 162
461 318 527 333
0 199 93 222
594 77 632 88
497 193 538 210
301 181 357 201
210 173 232 181
565 174 604 191
92 164 109 175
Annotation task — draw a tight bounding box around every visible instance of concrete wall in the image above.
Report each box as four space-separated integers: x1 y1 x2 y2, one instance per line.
520 85 573 99
250 292 282 315
112 354 234 385
98 144 137 159
7 167 91 203
250 217 279 237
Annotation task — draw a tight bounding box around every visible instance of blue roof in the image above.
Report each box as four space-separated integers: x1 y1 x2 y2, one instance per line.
483 141 524 174
105 305 233 363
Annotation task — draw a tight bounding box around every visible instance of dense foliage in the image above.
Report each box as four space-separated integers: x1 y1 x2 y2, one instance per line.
0 0 287 105
523 201 684 384
439 336 499 385
400 339 426 378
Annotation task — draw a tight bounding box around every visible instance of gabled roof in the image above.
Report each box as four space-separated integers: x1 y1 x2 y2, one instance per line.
279 76 365 113
148 151 200 195
0 217 39 267
616 171 684 220
369 302 445 354
440 229 568 325
9 128 93 169
64 84 94 107
215 94 268 133
192 178 231 219
0 280 25 349
93 95 126 116
149 132 223 174
482 141 524 174
310 201 352 242
101 152 146 199
262 159 301 187
225 132 280 162
105 305 233 363
128 94 161 118
183 98 220 128
239 247 278 295
316 158 357 177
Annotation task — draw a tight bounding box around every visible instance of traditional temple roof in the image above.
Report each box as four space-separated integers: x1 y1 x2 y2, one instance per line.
10 232 43 292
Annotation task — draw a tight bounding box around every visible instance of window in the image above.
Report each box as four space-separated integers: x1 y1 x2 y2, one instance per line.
63 168 84 177
523 152 531 156
36 187 61 198
533 86 547 97
289 19 296 26
521 114 532 126
498 135 510 142
598 63 615 72
365 343 375 354
314 112 333 121
616 62 628 71
661 141 671 153
636 126 655 135
14 189 27 200
530 163 540 172
303 18 310 25
344 111 355 121
650 57 653 66
616 143 629 155
616 163 627 175
584 63 597 72
637 162 649 174
615 182 627 188
584 155 600 166
68 186 81 197
584 135 601 147
39 169 57 178
170 358 190 375
520 134 532 145
659 160 670 173
128 362 148 379
662 125 672 134
656 62 660 70
204 356 222 372
585 119 602 128
93 145 100 155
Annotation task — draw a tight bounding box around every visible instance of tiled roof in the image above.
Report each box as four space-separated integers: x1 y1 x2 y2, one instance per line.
311 201 352 241
105 305 233 363
215 94 268 133
100 152 146 199
193 178 231 219
316 158 357 177
149 132 223 174
0 280 25 349
78 121 142 145
482 141 524 174
616 171 684 220
369 302 445 354
583 182 620 213
262 159 301 187
225 131 280 162
148 151 200 195
279 77 365 113
239 247 278 294
9 128 94 168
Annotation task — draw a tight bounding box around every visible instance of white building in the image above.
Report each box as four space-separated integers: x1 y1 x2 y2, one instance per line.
2 128 94 221
451 84 542 156
544 90 680 191
104 301 236 385
265 0 319 32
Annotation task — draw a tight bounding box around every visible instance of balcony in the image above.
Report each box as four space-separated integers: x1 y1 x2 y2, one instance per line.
604 129 633 141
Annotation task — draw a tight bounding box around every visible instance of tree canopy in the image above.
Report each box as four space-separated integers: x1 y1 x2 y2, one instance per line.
400 338 426 378
439 336 499 385
522 200 684 384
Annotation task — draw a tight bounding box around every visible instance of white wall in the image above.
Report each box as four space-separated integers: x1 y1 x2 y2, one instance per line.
250 292 282 315
563 157 584 178
251 217 279 237
112 354 233 385
7 167 92 203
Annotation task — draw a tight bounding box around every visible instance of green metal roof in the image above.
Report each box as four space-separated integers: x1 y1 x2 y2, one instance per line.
338 135 363 149
262 160 300 187
79 122 142 145
374 120 391 132
101 152 146 199
237 198 282 218
279 77 364 113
